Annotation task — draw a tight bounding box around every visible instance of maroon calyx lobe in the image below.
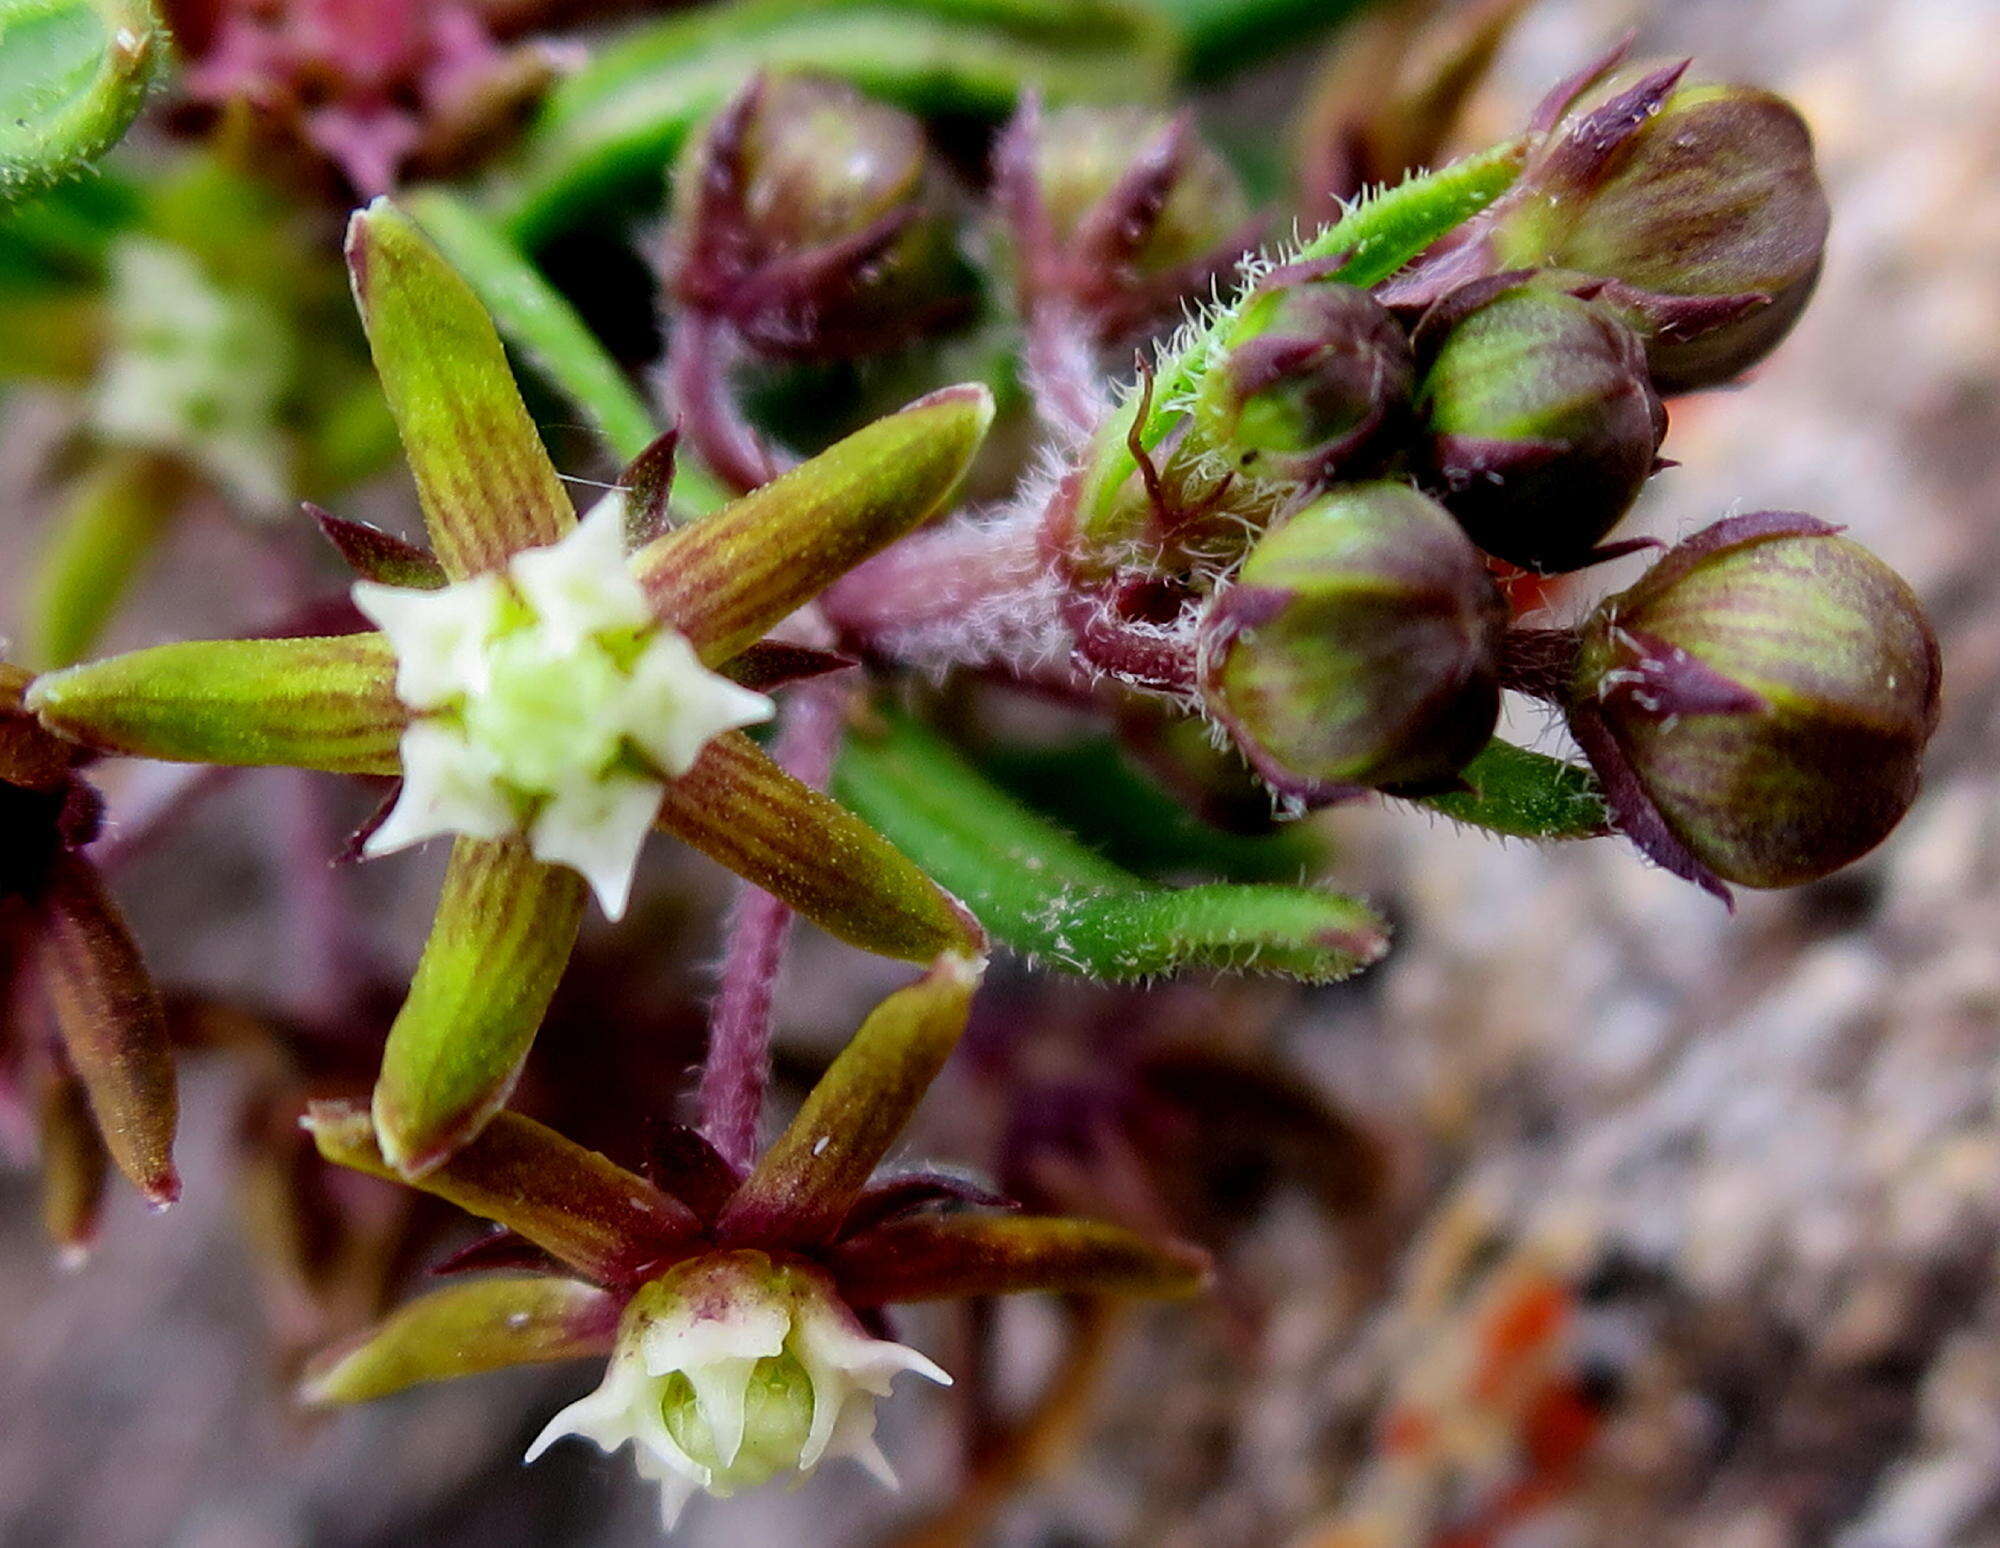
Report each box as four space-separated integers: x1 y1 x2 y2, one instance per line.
838 1168 1017 1241
1593 627 1766 718
430 1228 561 1278
1566 701 1733 905
1529 59 1691 201
617 427 680 550
642 1122 745 1228
310 503 447 590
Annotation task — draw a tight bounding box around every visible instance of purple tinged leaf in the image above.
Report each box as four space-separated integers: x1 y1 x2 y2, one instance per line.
654 730 982 965
719 953 983 1249
305 1100 699 1285
372 838 587 1177
630 384 993 665
300 1276 620 1405
36 853 179 1206
26 635 406 775
309 504 447 590
346 198 575 579
830 1215 1210 1306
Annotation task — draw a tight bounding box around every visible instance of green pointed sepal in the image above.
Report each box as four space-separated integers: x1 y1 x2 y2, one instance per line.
346 197 575 579
305 1100 698 1286
719 951 982 1248
656 729 982 965
370 837 586 1177
301 1275 620 1405
632 383 993 666
26 634 406 774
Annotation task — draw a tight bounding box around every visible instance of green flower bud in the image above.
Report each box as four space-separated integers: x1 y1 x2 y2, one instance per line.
1383 59 1830 392
1572 514 1939 890
1501 68 1829 391
669 74 966 358
1414 276 1667 572
1010 103 1251 289
1195 274 1415 489
1198 482 1505 796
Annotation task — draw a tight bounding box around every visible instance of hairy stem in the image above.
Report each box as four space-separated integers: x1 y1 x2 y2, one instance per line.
696 678 846 1170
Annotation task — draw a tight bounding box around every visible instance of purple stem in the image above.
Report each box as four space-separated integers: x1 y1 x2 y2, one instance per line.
1022 301 1111 441
696 679 846 1171
663 310 786 496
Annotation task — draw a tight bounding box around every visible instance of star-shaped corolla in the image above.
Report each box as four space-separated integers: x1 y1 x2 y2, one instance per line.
353 502 775 918
526 1250 948 1528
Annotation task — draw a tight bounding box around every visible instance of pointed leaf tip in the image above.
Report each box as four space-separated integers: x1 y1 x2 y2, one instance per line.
631 384 994 664
347 197 574 579
301 1276 619 1406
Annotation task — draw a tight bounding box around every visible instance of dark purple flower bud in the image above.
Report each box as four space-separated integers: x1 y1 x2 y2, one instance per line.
1571 513 1940 891
1385 60 1830 392
1198 482 1505 796
668 74 967 359
994 100 1255 342
1193 274 1416 489
1414 275 1667 572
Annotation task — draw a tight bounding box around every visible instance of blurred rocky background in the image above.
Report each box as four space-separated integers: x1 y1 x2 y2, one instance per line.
4 0 1999 1544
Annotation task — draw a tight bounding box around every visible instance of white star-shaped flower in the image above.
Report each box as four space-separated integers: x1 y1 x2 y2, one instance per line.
526 1251 948 1529
355 501 774 919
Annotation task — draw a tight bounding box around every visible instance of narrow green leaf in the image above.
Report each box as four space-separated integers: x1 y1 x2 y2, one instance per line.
22 448 183 669
831 1215 1209 1304
1296 136 1525 285
346 197 574 579
0 0 161 206
632 384 992 664
302 1276 619 1405
835 709 1388 982
36 851 177 1205
655 729 981 964
26 634 405 774
500 0 1177 246
372 837 587 1176
1413 738 1609 839
721 954 980 1248
306 1100 699 1285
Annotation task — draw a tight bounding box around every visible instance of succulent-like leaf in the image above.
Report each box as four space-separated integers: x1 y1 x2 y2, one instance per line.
372 838 587 1177
836 710 1388 982
22 449 183 670
1413 738 1609 839
36 851 177 1205
632 384 993 665
27 634 405 774
301 1276 619 1405
654 729 981 964
721 953 981 1247
503 0 1177 246
831 1214 1209 1304
0 0 161 206
346 198 574 579
305 1100 699 1285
